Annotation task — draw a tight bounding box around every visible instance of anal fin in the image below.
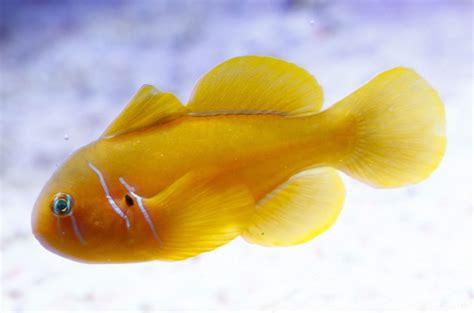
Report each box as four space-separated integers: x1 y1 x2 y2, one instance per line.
243 168 345 246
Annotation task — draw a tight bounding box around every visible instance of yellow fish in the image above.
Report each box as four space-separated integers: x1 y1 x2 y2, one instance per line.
32 56 446 263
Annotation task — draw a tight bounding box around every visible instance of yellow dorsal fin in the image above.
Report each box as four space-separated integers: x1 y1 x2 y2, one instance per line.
187 56 324 116
242 167 345 246
102 85 187 138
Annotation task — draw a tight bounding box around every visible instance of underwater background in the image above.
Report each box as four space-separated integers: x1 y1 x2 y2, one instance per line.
1 0 472 311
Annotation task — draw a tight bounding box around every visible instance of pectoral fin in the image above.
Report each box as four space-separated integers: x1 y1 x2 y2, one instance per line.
143 169 255 261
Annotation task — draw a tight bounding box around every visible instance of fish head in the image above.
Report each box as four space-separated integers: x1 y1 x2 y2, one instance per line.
32 145 117 262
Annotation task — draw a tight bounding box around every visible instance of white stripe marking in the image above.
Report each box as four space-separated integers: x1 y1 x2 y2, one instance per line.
56 216 64 241
119 176 136 193
70 214 86 245
119 177 162 244
88 162 131 229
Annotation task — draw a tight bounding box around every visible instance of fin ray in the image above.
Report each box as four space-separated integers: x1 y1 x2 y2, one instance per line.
102 85 187 138
144 169 255 260
242 168 345 246
330 67 446 187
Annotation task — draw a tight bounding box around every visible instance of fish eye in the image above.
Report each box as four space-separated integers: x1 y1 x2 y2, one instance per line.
52 193 73 216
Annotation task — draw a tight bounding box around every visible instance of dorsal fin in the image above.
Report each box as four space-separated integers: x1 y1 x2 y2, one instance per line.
187 56 324 116
102 85 187 138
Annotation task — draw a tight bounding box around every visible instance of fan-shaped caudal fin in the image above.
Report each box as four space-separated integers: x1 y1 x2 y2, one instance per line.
242 168 345 246
143 168 255 261
187 56 324 116
329 67 446 188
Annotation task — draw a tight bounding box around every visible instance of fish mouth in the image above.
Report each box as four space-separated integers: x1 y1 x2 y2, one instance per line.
31 210 58 255
31 194 63 257
32 227 57 254
32 216 86 263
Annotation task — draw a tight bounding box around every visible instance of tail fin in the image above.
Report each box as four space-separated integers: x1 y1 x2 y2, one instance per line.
331 67 446 188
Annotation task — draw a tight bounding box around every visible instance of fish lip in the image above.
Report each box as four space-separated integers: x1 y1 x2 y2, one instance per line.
31 223 62 259
31 222 86 263
31 230 108 264
32 236 90 263
32 228 53 251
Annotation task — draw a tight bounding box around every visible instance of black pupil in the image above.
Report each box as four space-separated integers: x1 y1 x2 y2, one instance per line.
55 199 69 214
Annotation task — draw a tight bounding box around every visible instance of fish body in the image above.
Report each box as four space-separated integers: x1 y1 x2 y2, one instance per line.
32 56 446 263
83 112 345 199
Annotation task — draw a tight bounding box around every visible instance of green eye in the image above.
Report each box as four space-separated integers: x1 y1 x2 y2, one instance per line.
52 193 73 216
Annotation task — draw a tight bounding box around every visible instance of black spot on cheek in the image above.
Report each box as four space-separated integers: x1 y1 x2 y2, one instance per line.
125 194 134 206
